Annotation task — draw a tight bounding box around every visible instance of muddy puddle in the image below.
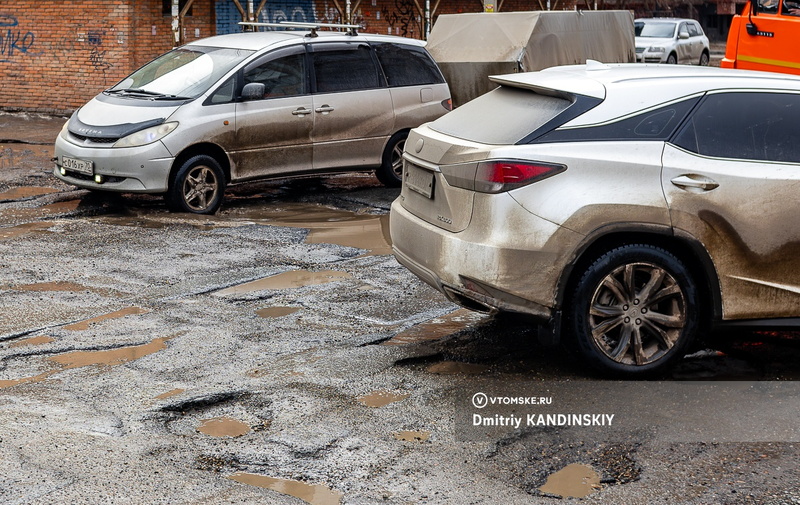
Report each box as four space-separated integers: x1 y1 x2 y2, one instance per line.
256 306 301 319
229 472 342 505
217 270 350 296
8 335 55 348
0 144 56 174
9 281 117 297
357 391 410 408
383 309 487 346
226 202 391 256
0 186 59 201
539 463 601 498
0 200 81 222
155 388 185 400
63 306 148 331
426 361 489 375
197 416 251 438
0 221 55 240
49 336 171 369
0 335 173 390
393 430 430 442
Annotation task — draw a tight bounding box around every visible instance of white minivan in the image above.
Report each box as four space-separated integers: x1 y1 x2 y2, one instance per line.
54 24 451 214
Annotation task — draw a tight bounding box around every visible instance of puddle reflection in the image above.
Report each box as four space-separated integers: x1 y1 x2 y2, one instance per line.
383 309 487 346
226 203 391 256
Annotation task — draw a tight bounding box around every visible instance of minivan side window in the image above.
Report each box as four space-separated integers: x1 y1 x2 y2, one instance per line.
372 42 444 87
208 76 236 104
243 48 307 99
672 92 800 163
312 44 381 93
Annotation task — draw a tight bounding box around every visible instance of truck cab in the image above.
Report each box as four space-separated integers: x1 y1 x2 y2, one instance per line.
722 0 800 74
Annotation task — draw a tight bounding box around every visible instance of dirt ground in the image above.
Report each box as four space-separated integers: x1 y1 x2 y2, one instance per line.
1 112 799 505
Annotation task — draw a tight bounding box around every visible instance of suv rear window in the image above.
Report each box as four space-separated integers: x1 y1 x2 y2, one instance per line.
429 86 572 145
373 42 444 87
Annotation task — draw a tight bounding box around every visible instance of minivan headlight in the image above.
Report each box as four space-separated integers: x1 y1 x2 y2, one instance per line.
113 122 178 148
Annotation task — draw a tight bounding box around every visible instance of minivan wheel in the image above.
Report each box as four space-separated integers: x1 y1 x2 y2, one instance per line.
699 51 710 66
167 155 226 214
666 53 678 64
375 131 407 187
567 244 699 377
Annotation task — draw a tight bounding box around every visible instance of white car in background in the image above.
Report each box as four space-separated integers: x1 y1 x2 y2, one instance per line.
635 18 710 65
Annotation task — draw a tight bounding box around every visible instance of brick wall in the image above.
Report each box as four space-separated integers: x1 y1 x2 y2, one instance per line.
0 0 214 114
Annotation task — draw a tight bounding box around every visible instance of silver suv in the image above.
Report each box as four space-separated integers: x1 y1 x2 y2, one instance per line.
54 24 451 214
635 18 710 65
390 62 800 377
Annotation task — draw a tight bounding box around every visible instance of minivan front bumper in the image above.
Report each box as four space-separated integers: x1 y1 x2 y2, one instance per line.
53 134 174 193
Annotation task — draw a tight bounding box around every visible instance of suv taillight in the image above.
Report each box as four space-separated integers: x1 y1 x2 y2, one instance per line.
471 160 566 193
441 98 453 111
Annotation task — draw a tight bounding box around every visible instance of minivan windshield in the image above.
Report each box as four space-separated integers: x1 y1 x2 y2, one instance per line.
635 21 677 38
108 46 254 99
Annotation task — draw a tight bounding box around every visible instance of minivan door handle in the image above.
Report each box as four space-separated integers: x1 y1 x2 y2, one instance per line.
315 105 335 114
670 174 719 192
292 107 311 116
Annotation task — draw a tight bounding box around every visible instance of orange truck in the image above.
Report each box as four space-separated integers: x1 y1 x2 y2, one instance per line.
722 0 800 74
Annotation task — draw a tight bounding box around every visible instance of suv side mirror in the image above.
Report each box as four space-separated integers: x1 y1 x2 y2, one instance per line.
242 83 265 101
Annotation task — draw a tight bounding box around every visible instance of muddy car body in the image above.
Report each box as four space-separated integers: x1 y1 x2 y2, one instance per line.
53 26 450 214
390 62 800 377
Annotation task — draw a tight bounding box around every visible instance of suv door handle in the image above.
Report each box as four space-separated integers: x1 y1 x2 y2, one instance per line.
670 174 719 191
292 107 311 116
315 105 334 114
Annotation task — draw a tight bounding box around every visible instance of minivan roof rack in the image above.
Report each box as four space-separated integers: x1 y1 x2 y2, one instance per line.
238 21 359 37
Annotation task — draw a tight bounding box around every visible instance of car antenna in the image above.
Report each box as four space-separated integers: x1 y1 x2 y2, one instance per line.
238 21 360 37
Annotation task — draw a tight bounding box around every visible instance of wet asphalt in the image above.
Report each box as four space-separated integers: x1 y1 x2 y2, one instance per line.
1 111 799 504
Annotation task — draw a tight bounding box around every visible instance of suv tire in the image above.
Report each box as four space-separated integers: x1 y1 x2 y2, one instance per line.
567 244 699 377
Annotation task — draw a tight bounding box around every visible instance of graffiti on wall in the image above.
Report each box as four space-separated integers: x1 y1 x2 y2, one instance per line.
86 31 112 71
50 27 116 79
0 15 36 63
385 0 421 37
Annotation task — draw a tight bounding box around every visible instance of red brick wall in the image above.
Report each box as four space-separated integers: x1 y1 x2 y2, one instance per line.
0 0 214 114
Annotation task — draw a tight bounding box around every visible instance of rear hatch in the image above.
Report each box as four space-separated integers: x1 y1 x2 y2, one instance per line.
399 84 587 232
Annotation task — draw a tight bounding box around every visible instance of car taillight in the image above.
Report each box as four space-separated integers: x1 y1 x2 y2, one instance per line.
441 98 453 111
473 160 566 193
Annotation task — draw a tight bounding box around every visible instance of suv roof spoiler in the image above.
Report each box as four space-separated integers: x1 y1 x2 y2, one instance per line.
238 21 359 37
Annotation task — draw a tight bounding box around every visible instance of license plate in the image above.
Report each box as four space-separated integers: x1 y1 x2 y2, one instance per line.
62 156 93 175
405 162 435 199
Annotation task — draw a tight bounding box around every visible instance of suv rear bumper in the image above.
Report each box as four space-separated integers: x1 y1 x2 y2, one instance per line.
389 196 582 321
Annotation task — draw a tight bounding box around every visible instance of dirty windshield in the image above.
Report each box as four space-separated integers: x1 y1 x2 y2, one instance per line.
108 46 253 99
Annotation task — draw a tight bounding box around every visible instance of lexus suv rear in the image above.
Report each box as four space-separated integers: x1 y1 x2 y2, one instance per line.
390 62 800 377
